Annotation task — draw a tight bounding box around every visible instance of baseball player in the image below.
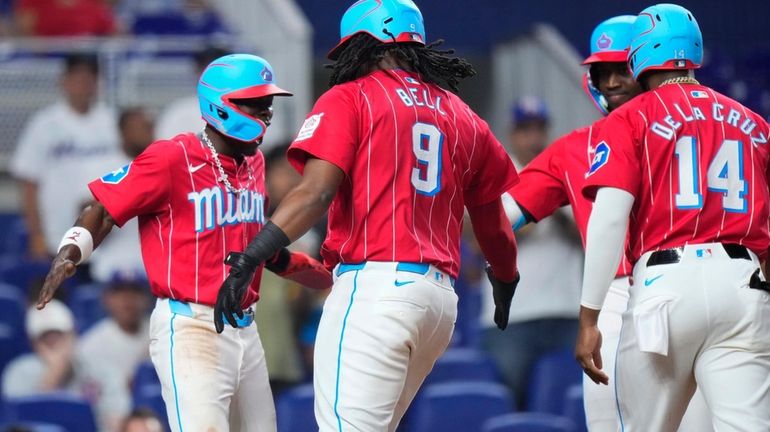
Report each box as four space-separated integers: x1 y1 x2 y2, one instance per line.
576 4 770 431
213 1 521 430
35 54 331 432
509 15 712 431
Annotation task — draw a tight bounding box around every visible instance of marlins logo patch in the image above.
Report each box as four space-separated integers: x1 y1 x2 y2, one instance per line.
101 164 131 184
596 32 613 50
261 67 273 82
586 142 610 177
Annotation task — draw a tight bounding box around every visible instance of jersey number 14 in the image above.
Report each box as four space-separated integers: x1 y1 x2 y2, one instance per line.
411 122 444 196
675 136 747 212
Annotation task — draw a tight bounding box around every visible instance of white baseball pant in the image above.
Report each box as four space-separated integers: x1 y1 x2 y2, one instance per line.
313 261 458 431
583 278 714 431
149 298 276 432
614 243 770 432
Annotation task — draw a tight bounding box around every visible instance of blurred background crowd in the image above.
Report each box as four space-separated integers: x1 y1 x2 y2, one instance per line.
0 1 766 431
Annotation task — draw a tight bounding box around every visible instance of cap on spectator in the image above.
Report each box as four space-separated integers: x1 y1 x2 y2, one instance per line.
106 270 149 291
511 96 549 125
26 299 75 339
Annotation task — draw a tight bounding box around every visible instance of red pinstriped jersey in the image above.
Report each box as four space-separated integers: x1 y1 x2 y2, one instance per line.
89 133 267 307
584 83 770 261
288 69 518 278
511 120 633 276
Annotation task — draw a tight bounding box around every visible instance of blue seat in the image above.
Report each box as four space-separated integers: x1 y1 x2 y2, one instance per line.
0 422 68 432
425 348 500 385
562 384 587 432
527 350 583 414
410 381 514 432
276 384 316 432
0 257 51 294
4 393 98 432
132 360 160 393
483 413 577 432
0 284 30 375
66 283 106 334
0 213 28 256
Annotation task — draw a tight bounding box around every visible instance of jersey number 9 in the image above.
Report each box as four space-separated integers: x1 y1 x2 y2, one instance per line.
411 122 444 196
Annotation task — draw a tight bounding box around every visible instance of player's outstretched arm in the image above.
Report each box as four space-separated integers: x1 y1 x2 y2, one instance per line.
36 200 116 309
264 248 332 290
576 187 634 385
215 157 344 332
468 197 520 330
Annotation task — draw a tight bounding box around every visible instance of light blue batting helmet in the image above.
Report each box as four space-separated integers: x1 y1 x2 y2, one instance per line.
583 15 637 65
582 15 637 115
198 54 292 143
328 0 426 60
628 3 703 81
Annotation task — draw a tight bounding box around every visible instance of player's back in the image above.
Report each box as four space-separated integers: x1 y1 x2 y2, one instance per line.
290 69 515 277
604 83 770 259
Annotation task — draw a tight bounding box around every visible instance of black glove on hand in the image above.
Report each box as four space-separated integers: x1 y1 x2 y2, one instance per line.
214 252 260 333
486 266 520 330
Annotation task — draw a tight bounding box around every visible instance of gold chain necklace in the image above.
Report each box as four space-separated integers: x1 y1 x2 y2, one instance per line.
200 130 254 194
659 76 700 86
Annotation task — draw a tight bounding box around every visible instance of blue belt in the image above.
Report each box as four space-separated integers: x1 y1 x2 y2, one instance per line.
336 262 455 287
168 299 254 328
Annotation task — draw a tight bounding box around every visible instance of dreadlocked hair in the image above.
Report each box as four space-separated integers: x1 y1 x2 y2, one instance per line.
326 33 476 93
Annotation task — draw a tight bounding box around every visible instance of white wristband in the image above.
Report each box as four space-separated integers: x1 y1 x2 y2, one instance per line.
57 227 94 265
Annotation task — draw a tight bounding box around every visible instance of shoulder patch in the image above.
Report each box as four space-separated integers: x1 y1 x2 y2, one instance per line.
295 113 324 141
101 163 131 184
586 141 610 177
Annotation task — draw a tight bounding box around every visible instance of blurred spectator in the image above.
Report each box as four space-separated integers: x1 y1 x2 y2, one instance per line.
154 45 230 139
122 0 228 36
120 408 163 432
89 107 154 283
507 96 550 165
478 97 583 409
2 300 131 431
14 0 118 36
10 53 122 260
79 274 151 389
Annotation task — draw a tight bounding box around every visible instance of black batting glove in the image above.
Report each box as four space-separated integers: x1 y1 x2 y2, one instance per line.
214 252 260 333
486 265 520 330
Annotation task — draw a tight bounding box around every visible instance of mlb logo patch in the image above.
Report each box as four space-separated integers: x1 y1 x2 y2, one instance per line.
295 113 324 141
101 164 131 184
404 77 420 85
586 142 610 177
690 90 708 99
696 248 712 258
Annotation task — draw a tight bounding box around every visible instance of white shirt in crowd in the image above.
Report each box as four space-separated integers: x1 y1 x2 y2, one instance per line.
10 100 122 254
479 157 584 328
79 318 150 388
154 95 204 139
2 351 131 431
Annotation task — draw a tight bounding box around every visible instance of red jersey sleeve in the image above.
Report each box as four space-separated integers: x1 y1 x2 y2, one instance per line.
464 115 519 208
582 106 642 200
510 139 569 221
288 85 359 175
88 140 172 227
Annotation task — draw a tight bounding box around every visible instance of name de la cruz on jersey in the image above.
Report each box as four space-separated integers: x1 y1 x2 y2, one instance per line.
651 97 768 146
187 186 265 232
